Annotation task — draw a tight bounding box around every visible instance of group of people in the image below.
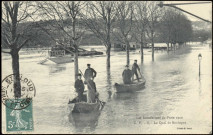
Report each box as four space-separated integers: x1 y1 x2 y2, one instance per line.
74 64 98 103
74 60 141 102
122 60 141 84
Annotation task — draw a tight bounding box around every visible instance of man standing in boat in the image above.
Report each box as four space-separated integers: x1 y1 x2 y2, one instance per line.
74 73 85 102
132 60 140 82
87 77 98 103
84 64 97 84
122 65 132 84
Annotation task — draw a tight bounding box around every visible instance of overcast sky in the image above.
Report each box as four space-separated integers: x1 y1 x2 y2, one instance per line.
3 1 211 23
164 1 212 22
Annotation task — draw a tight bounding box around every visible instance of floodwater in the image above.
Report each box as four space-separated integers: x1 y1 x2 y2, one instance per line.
1 43 212 134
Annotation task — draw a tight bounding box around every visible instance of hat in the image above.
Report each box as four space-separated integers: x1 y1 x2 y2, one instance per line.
87 64 91 66
125 65 129 67
77 73 81 76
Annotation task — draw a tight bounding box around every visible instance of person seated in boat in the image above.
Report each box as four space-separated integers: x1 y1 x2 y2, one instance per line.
74 73 85 102
122 65 133 84
87 77 98 103
132 60 140 82
84 64 97 84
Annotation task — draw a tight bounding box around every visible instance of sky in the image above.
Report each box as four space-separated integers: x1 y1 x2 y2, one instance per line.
2 1 212 23
164 1 212 22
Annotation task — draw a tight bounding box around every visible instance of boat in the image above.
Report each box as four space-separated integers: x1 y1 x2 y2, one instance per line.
68 111 101 129
68 93 105 113
51 45 103 56
112 43 137 51
38 50 74 64
38 44 103 64
114 79 146 93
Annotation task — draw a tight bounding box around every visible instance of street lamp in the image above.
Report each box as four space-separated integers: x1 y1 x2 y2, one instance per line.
198 53 202 78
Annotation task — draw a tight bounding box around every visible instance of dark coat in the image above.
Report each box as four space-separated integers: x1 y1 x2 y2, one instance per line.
132 63 140 73
84 68 97 80
75 79 84 93
122 69 132 84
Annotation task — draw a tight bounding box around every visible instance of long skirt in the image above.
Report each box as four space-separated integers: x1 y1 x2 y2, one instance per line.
87 88 96 103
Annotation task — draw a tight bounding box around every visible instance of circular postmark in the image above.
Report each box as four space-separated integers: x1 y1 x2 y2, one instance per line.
1 74 36 110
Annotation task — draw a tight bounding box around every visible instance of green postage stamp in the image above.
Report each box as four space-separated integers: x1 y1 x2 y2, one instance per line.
5 99 34 132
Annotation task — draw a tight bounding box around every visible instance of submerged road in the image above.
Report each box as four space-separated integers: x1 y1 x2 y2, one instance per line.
2 43 212 134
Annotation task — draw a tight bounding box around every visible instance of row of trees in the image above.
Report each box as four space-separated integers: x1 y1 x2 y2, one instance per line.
160 7 193 51
2 1 193 97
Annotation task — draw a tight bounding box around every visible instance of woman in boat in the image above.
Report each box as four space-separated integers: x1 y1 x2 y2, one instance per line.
87 77 97 103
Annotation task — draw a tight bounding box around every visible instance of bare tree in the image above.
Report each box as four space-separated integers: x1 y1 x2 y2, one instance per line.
83 1 117 68
115 1 134 65
133 1 149 63
160 7 176 52
37 1 86 80
146 1 162 61
2 1 38 98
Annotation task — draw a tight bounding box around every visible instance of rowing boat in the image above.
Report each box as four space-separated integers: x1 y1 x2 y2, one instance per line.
114 79 146 92
68 93 105 113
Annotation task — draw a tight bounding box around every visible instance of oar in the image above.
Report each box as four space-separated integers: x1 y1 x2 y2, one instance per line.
79 69 104 106
139 69 146 81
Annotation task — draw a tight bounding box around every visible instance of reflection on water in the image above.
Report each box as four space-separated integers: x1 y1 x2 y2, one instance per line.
47 64 66 74
106 68 113 100
69 112 101 133
112 92 138 100
1 44 212 134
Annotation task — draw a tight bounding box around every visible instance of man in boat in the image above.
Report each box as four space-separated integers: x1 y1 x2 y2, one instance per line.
74 73 85 102
122 65 133 84
87 77 98 103
84 64 97 84
132 60 140 82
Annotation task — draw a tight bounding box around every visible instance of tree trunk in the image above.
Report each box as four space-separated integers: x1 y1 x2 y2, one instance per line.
140 34 144 63
72 15 78 81
125 39 130 65
106 43 111 68
74 46 78 80
11 49 21 98
167 42 170 53
151 32 154 61
140 42 144 63
174 43 176 52
171 43 173 51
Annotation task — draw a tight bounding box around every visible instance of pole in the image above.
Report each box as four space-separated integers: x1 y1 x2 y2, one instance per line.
158 3 211 23
138 69 146 81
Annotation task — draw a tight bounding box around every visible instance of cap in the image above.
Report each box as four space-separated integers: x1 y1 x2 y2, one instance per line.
87 64 91 66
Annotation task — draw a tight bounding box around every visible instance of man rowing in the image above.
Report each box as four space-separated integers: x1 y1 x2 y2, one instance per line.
122 65 132 84
84 64 97 84
132 60 140 82
74 73 85 102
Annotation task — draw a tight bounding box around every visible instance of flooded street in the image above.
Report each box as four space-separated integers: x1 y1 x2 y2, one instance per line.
2 43 212 134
